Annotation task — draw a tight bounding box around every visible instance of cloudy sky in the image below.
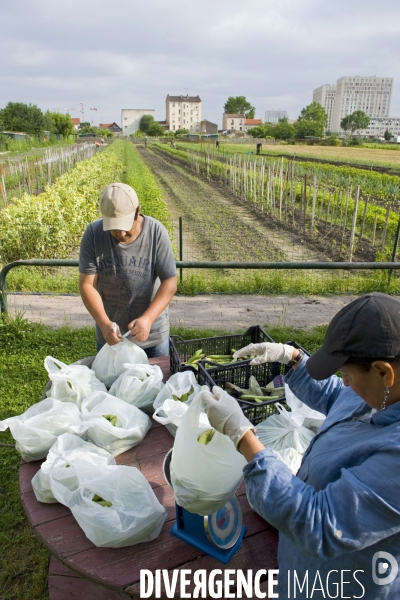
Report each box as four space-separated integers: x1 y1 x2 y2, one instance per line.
1 0 400 127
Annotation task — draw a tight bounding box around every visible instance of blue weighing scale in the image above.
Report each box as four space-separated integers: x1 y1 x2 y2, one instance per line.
163 449 246 564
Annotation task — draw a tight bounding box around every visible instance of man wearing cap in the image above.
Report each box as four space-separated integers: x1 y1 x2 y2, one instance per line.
201 292 400 597
79 182 177 356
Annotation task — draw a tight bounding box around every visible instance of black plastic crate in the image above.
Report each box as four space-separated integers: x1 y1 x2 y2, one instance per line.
169 325 274 376
198 340 309 425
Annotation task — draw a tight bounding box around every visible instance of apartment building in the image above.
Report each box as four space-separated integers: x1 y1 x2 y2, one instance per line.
121 109 155 135
264 110 289 124
222 114 245 131
314 76 394 134
165 95 202 132
312 85 336 131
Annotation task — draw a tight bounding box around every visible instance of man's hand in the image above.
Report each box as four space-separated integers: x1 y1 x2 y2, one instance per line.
200 386 255 449
100 322 122 346
127 315 153 342
233 342 295 366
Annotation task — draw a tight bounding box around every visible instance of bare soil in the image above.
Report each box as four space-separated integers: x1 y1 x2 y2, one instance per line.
138 145 331 264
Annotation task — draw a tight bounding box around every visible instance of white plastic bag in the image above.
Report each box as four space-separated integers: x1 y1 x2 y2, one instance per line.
53 464 166 548
0 398 82 462
109 364 164 413
284 383 326 432
79 392 151 456
153 399 211 437
31 433 115 504
170 391 246 516
153 371 202 436
44 356 107 408
256 403 315 454
91 339 148 388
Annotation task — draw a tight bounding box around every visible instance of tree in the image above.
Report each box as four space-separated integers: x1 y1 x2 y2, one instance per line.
294 102 328 139
223 96 255 119
0 102 45 135
78 121 97 134
340 111 370 138
274 118 295 141
44 111 74 137
248 123 275 138
139 114 155 133
174 128 190 137
384 129 393 141
147 122 165 137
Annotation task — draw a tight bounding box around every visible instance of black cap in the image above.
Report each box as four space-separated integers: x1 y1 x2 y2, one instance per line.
306 293 400 380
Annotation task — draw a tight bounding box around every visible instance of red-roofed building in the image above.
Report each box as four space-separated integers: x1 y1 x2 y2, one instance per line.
244 118 263 131
99 122 122 133
71 118 80 130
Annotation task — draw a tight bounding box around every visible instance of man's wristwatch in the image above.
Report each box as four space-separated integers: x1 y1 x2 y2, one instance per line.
287 349 305 367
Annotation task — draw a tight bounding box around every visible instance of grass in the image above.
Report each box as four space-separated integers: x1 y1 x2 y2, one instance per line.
0 313 328 599
174 141 400 170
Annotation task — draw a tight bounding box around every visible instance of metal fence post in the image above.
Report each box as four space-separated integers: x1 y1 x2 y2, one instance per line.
389 217 400 282
179 216 183 284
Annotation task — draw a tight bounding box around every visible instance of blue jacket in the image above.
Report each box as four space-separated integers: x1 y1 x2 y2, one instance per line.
243 357 400 599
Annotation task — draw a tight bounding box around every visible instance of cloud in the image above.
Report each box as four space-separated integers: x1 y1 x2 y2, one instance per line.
0 0 399 124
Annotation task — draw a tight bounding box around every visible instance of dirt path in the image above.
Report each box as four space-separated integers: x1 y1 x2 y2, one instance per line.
139 146 331 263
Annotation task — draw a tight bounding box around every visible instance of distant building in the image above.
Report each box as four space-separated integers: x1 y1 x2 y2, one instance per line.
99 122 122 133
199 119 218 134
121 109 155 136
157 120 169 132
244 118 263 132
357 116 400 139
166 95 202 132
313 85 336 131
265 110 289 124
222 114 245 132
71 118 80 131
313 76 394 134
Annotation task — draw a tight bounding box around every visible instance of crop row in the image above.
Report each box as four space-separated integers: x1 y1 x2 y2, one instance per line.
0 143 126 265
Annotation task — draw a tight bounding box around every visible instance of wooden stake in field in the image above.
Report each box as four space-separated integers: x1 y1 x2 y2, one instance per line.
358 197 369 243
348 186 360 261
0 175 7 207
310 173 318 236
381 206 391 251
372 213 378 247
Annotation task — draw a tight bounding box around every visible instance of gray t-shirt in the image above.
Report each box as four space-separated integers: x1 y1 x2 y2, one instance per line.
79 216 177 348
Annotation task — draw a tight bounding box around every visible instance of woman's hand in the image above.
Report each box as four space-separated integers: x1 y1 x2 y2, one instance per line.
233 342 295 365
200 386 255 449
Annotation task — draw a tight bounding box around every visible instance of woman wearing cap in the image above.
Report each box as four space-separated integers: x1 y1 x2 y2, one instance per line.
202 292 400 598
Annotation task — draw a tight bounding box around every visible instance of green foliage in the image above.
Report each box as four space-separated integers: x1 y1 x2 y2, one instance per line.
341 111 370 138
0 142 126 265
224 96 255 119
295 102 328 139
124 143 172 232
174 128 190 137
384 129 393 141
147 122 165 137
248 123 275 138
44 111 74 137
139 114 155 133
274 119 295 141
319 134 342 146
0 102 45 136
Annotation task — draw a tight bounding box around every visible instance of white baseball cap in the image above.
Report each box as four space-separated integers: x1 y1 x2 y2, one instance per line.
99 183 139 231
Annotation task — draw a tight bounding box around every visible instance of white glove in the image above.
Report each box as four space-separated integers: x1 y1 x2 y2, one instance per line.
233 342 294 366
200 385 255 449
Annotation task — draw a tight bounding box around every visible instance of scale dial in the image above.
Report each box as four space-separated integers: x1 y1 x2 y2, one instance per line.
204 495 243 549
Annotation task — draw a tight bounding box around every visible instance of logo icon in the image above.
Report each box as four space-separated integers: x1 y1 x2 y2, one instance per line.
372 551 398 586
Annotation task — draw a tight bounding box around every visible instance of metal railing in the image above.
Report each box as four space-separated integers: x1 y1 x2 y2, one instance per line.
1 258 400 316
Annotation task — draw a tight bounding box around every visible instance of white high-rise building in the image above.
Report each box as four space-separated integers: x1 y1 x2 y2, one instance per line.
314 76 394 134
313 85 336 131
